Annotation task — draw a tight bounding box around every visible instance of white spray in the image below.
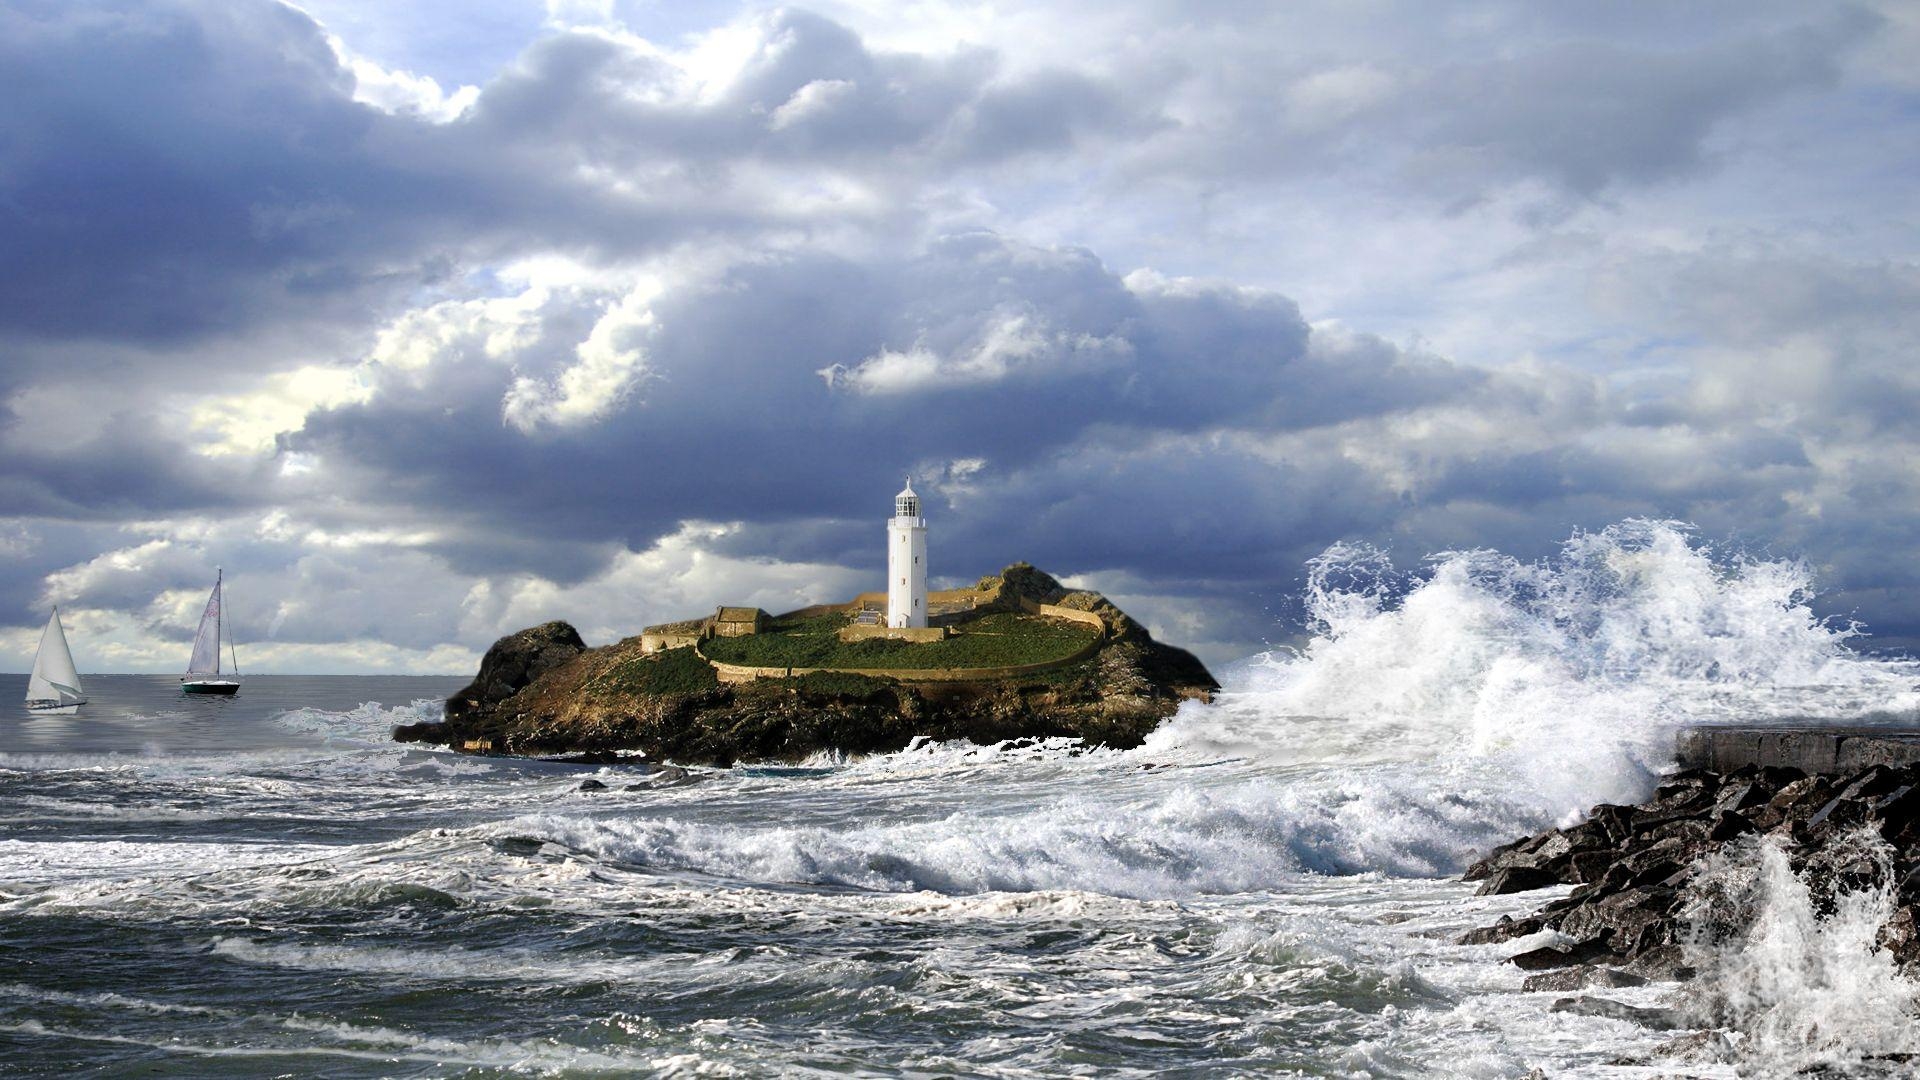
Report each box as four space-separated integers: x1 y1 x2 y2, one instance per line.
1681 831 1920 1074
1147 519 1919 825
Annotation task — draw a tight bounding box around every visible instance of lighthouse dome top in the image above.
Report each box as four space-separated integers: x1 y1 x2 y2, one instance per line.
894 477 921 518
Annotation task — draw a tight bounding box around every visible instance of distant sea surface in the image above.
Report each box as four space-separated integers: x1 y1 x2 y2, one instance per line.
5 525 1920 1079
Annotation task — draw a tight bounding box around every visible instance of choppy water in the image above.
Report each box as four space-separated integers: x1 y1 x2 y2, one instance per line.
4 522 1920 1078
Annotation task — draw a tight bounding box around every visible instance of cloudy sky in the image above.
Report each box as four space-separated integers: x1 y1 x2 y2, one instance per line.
2 0 1917 674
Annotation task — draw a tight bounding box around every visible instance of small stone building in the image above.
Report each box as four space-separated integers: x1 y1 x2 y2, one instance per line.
712 606 769 638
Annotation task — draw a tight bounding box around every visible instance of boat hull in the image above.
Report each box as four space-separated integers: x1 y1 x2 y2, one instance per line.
182 681 240 696
25 701 81 715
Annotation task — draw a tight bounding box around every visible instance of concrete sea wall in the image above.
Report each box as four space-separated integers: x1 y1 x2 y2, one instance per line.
1675 726 1920 774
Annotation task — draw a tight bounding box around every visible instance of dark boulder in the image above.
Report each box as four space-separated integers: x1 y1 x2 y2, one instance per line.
446 621 587 724
1477 865 1561 895
1568 849 1616 883
393 720 452 744
1706 810 1754 842
1510 938 1617 970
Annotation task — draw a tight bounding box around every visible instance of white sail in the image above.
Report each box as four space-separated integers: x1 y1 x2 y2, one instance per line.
27 609 85 706
186 574 223 677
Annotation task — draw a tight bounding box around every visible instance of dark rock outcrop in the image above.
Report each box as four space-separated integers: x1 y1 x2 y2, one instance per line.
1461 758 1920 982
448 621 588 723
396 621 586 747
402 567 1217 765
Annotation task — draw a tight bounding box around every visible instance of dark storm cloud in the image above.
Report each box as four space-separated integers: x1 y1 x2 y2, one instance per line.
2 0 1916 671
287 231 1483 588
0 407 265 520
0 0 416 343
0 1 1152 354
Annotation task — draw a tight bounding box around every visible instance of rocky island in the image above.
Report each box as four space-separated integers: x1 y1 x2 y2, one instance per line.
394 563 1217 765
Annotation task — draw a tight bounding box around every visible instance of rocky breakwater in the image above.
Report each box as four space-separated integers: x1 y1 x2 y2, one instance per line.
1462 755 1920 1064
394 564 1217 765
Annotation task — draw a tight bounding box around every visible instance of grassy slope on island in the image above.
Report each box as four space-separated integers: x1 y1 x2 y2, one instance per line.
699 611 1099 670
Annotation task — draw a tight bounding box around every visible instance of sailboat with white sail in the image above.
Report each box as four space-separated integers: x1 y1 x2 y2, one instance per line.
182 569 241 696
25 607 86 714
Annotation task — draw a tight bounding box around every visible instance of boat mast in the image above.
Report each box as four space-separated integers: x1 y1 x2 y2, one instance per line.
227 574 241 677
215 568 223 675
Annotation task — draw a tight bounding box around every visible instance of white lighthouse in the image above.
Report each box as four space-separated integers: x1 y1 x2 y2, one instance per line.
887 477 928 628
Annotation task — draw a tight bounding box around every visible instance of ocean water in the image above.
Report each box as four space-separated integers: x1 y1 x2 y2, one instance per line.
4 522 1920 1078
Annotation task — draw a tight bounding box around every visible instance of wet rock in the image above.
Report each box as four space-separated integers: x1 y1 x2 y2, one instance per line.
1706 810 1755 842
1549 996 1687 1031
1588 804 1636 845
1567 849 1616 883
1465 757 1920 983
1608 1029 1733 1066
1656 1029 1733 1062
1477 865 1562 895
1521 965 1648 992
1509 939 1617 971
1457 915 1544 946
577 778 607 791
393 720 451 744
1463 836 1533 882
1556 887 1667 948
1768 776 1835 824
1796 1053 1920 1078
1623 944 1695 982
1712 779 1769 814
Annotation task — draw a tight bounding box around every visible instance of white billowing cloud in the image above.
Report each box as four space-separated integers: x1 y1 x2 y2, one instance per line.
336 257 683 437
363 288 551 381
502 279 660 433
39 540 186 609
769 77 858 130
821 309 1130 394
189 365 372 456
3 382 119 456
543 0 616 30
341 51 479 121
0 524 35 558
311 19 480 121
1 509 879 673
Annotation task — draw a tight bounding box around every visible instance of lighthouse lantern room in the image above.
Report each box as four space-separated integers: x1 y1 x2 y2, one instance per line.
888 478 928 628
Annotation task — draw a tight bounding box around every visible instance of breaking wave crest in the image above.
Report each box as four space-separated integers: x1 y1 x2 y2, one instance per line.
1149 519 1920 823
